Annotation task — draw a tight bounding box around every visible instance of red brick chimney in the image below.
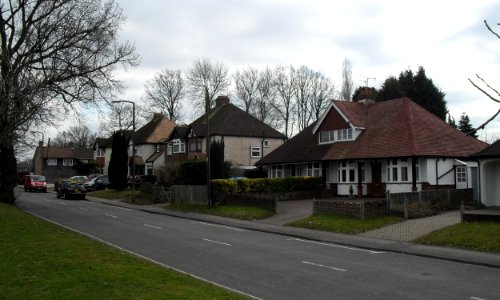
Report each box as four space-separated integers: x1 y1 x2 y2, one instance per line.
215 96 230 107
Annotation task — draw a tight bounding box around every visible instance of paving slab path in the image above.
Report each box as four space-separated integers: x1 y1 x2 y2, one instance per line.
258 199 314 225
359 211 461 242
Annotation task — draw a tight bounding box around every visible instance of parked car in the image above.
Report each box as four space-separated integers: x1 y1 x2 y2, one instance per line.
23 174 47 192
68 175 89 184
84 175 110 192
56 180 86 200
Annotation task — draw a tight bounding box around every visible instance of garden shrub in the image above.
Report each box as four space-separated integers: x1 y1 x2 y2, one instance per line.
212 176 322 193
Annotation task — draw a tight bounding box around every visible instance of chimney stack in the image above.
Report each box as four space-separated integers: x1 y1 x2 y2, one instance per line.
215 96 230 107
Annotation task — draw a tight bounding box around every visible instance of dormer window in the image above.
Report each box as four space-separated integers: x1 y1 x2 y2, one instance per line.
319 128 354 144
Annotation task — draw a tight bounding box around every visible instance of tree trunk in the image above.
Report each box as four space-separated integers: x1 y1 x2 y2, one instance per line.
0 141 17 205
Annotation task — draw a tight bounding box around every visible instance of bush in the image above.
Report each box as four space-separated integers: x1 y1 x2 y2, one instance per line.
174 159 207 185
212 176 322 193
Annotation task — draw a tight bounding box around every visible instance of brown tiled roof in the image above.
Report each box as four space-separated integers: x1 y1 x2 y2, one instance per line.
94 137 112 149
133 113 175 144
41 147 94 159
472 139 500 158
258 98 488 165
191 103 286 139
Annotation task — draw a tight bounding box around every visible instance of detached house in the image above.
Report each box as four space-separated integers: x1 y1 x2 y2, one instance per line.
472 140 500 206
166 96 286 174
257 97 488 197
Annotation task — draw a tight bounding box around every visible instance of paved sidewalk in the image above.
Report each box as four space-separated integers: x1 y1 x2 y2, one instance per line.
360 211 461 241
258 199 313 225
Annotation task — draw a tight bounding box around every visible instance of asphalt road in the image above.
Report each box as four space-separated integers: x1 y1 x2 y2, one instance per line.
15 190 500 300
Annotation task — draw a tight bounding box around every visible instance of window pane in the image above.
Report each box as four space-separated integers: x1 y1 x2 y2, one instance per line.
392 167 398 181
342 170 346 182
349 169 355 182
401 167 408 181
347 128 353 139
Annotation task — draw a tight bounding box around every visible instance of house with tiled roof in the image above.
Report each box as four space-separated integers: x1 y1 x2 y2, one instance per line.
257 97 488 197
33 143 94 181
166 96 287 175
94 114 175 176
471 139 500 206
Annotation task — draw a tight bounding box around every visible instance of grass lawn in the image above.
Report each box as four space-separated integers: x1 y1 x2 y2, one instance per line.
0 203 246 300
168 203 275 220
287 214 403 234
414 222 500 254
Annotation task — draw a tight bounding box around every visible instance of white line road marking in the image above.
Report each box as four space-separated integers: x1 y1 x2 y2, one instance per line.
78 207 88 211
471 297 488 300
287 238 385 254
115 206 132 211
203 238 232 246
105 214 117 219
302 261 347 272
59 202 68 206
195 221 245 232
25 212 262 300
144 224 162 230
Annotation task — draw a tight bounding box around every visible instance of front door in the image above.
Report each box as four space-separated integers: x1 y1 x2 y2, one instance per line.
456 166 467 189
370 161 384 197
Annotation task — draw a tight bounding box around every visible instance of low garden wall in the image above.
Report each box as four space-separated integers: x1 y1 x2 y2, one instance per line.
314 199 387 219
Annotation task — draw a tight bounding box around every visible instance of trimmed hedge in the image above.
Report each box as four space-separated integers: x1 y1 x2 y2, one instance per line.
212 177 322 193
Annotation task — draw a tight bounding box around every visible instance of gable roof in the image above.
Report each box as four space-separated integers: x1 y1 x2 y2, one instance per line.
258 98 488 165
38 147 94 159
133 113 176 144
472 139 500 158
191 102 286 139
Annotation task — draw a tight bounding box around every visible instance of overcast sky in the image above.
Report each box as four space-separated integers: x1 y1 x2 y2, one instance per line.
65 0 500 141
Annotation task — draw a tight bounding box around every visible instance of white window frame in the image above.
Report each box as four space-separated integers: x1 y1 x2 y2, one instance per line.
263 139 270 148
63 159 73 166
271 165 284 178
47 158 57 166
456 166 467 183
167 143 172 156
146 163 153 175
95 148 104 157
251 146 261 158
319 128 354 144
307 162 321 177
338 161 356 183
172 139 186 154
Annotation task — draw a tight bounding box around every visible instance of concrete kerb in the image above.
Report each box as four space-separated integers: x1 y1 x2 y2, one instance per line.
84 196 500 270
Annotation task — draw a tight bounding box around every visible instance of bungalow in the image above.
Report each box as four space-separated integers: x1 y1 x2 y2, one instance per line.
166 96 287 175
472 139 500 206
257 97 488 197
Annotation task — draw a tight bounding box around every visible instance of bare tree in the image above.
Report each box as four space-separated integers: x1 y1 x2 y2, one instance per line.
51 124 97 148
186 58 230 114
0 0 138 203
99 102 144 136
310 71 335 121
254 67 280 129
340 58 354 101
273 65 296 137
295 66 314 131
233 66 259 113
144 69 184 122
469 20 500 132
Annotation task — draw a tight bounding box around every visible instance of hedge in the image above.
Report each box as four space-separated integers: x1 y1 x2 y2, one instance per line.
212 177 322 194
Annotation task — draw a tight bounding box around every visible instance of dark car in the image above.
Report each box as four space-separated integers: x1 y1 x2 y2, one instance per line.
84 175 110 192
24 175 47 192
56 180 86 200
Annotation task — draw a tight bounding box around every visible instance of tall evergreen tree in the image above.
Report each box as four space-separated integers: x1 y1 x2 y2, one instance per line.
108 131 129 190
210 139 230 179
376 77 404 102
458 113 478 137
377 67 448 120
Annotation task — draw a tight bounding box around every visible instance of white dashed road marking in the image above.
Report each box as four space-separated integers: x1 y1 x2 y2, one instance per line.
203 238 232 246
105 214 117 219
195 221 244 232
144 224 162 230
302 261 347 272
287 238 384 254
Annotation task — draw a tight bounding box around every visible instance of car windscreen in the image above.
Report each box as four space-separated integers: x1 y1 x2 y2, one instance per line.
31 175 46 181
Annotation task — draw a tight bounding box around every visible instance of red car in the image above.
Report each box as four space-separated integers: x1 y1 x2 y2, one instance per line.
24 174 47 192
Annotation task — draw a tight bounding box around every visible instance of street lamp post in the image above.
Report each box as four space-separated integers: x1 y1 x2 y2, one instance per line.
112 100 136 203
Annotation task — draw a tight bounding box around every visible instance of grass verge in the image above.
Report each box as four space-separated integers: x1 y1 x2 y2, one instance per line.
287 214 403 234
0 203 246 300
168 203 275 220
87 189 153 205
414 222 500 254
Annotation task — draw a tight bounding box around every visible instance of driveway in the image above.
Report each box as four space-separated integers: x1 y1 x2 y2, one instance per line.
258 199 313 225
